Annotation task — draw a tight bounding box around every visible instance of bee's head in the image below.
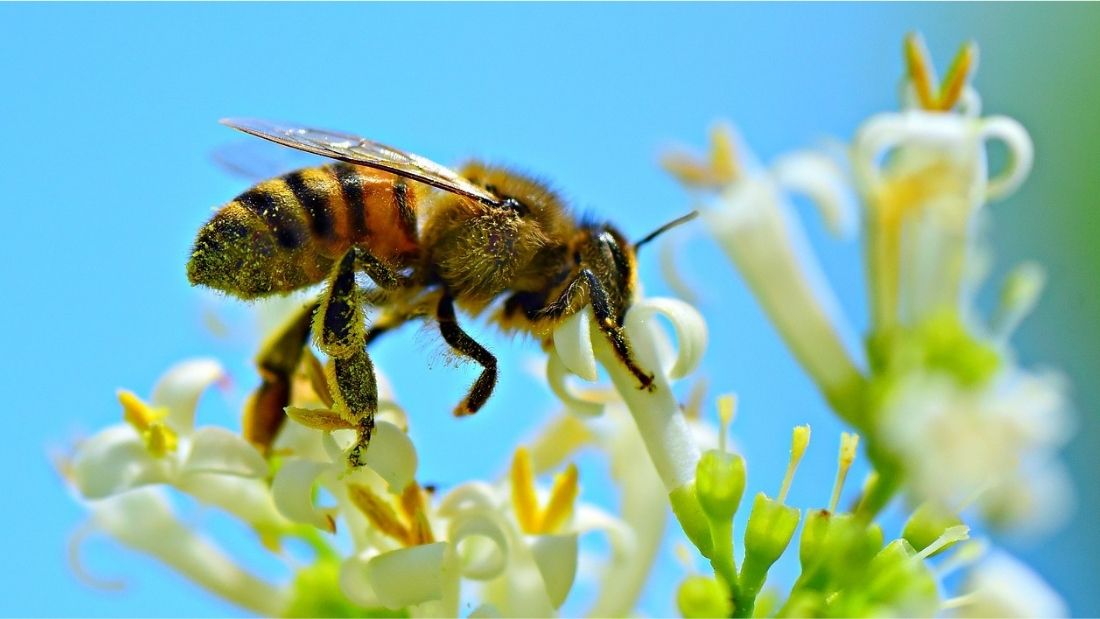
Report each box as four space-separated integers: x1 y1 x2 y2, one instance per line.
421 162 574 301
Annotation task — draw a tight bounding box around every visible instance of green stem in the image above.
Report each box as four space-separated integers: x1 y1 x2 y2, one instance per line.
708 518 739 601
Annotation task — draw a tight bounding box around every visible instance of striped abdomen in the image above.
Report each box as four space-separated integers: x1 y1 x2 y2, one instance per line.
188 163 420 298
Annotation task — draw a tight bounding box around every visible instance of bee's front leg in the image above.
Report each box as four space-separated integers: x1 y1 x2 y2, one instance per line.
437 291 498 417
536 270 656 392
315 249 378 468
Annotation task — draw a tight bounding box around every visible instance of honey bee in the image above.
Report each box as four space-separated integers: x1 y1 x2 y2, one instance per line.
188 118 696 466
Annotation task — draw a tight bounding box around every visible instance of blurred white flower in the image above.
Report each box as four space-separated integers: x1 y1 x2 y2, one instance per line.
951 550 1068 618
879 369 1073 532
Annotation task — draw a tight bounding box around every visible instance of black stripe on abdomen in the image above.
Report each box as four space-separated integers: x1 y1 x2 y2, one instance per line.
333 163 368 240
237 186 308 250
284 170 334 240
394 179 417 240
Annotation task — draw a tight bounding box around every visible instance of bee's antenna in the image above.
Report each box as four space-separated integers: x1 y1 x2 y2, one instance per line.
634 211 699 252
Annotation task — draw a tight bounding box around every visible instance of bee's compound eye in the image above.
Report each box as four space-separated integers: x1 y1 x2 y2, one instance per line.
501 197 529 217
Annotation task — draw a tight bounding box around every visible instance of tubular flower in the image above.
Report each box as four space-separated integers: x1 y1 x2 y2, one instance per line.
663 124 865 421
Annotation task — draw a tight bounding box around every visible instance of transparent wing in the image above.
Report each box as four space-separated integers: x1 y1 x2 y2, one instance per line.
220 118 501 205
211 139 326 183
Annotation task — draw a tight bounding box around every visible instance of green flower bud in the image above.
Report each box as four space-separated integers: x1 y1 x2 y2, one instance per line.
744 493 801 567
670 482 713 557
677 575 732 618
798 508 832 569
903 502 964 557
696 449 747 521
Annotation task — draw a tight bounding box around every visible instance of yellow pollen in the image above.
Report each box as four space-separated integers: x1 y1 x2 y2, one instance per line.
511 447 581 535
145 424 178 457
709 123 740 185
399 483 436 545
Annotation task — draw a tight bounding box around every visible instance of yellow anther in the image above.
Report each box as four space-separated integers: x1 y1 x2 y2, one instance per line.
904 32 978 112
511 447 542 534
778 424 811 504
716 394 737 453
399 483 436 545
661 151 718 188
829 432 860 512
348 483 411 544
540 463 579 533
145 424 178 457
511 447 581 534
118 389 162 431
709 123 740 185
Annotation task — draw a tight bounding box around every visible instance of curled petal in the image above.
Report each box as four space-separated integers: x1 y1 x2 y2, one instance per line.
625 297 707 380
180 427 267 479
552 308 598 381
176 474 288 529
271 459 337 532
526 533 578 609
547 350 605 417
450 511 511 581
436 481 502 518
150 358 225 434
338 551 382 608
71 425 172 499
364 542 449 609
773 151 857 238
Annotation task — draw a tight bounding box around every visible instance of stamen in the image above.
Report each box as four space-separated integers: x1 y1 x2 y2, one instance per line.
347 483 411 545
399 483 435 545
118 389 159 431
716 394 737 453
540 463 579 533
778 425 811 504
510 447 541 534
938 41 977 111
303 350 334 408
145 424 178 457
917 525 970 561
709 123 740 185
904 32 938 111
828 432 859 513
286 406 355 431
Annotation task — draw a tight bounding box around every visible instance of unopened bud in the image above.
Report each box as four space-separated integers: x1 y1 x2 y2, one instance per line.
696 450 747 521
903 502 964 557
676 575 732 618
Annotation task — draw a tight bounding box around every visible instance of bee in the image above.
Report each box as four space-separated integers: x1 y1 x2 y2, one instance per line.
188 118 696 466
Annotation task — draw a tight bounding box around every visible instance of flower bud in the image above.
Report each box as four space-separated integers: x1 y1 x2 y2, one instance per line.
744 493 801 567
696 450 747 522
676 575 732 619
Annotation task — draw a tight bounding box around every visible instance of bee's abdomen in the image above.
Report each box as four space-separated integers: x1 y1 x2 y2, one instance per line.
188 164 420 299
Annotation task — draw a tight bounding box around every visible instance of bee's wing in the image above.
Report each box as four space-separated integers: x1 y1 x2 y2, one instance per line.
211 139 327 183
221 118 501 205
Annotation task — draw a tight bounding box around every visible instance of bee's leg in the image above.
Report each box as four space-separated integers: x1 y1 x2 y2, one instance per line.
538 270 655 392
314 249 378 467
244 299 318 453
355 248 414 290
437 291 498 417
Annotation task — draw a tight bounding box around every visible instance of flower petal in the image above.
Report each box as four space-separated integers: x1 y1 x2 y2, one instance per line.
526 533 578 609
773 150 857 238
150 358 225 434
624 297 707 380
180 426 267 478
271 459 337 532
364 421 418 492
364 542 449 609
71 425 172 499
450 510 511 581
552 308 599 381
547 350 605 417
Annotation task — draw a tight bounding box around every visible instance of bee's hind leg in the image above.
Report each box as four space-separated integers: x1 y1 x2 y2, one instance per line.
244 298 319 453
437 291 498 417
314 249 379 468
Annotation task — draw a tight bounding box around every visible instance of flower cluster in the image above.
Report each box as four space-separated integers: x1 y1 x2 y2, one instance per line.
62 33 1072 618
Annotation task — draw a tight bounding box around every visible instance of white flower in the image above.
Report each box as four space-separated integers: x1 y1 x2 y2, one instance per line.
879 369 1073 532
69 359 281 528
952 550 1068 618
665 124 865 419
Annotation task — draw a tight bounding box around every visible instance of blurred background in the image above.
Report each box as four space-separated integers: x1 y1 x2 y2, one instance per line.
1 3 1097 616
